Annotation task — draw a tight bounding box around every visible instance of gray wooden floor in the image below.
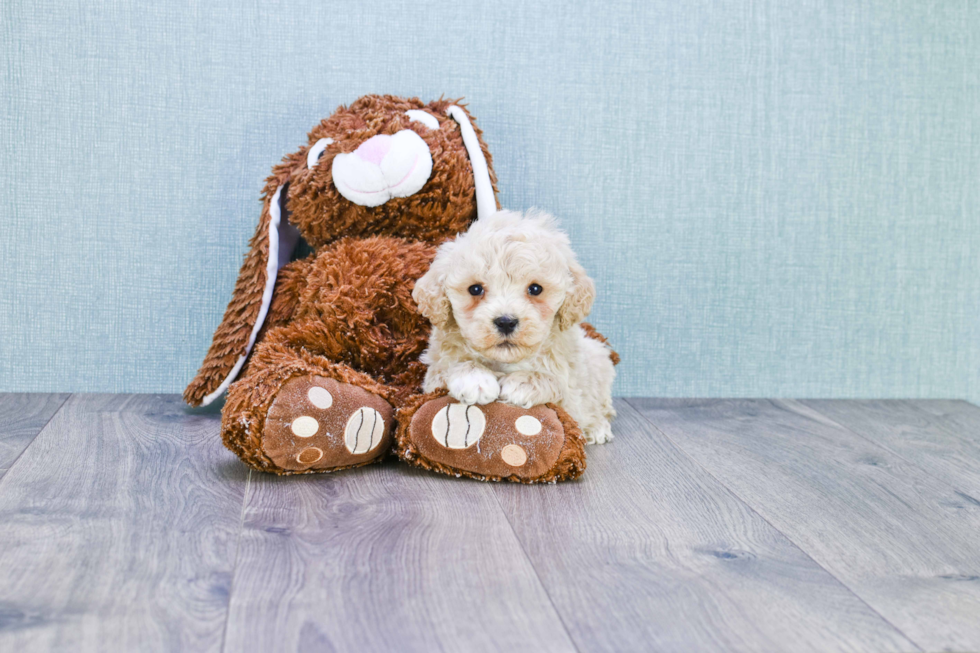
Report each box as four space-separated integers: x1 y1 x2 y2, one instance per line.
1 395 979 652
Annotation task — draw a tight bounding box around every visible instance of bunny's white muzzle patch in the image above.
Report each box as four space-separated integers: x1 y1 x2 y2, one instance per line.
331 130 433 207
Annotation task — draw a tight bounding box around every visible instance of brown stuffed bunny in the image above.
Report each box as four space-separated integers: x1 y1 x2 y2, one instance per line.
186 95 596 482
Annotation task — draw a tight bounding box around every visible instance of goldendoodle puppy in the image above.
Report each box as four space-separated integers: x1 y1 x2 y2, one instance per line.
413 209 616 444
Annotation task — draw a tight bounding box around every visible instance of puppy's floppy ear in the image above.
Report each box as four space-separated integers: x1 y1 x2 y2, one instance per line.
557 259 596 330
413 243 455 328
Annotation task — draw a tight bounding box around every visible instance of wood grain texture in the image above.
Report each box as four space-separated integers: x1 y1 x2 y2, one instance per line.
802 399 980 502
629 398 980 653
4 395 979 651
0 394 245 652
223 463 576 653
0 393 69 477
491 400 916 652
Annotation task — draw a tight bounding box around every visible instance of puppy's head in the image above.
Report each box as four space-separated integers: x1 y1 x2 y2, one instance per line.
413 209 595 363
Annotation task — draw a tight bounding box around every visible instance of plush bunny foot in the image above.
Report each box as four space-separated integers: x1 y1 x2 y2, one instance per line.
395 393 587 483
260 375 394 473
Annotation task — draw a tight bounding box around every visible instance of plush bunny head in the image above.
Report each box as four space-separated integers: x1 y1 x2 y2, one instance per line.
287 95 497 245
184 95 499 406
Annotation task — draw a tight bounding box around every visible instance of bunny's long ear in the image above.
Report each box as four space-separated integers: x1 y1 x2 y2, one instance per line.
447 105 497 221
184 170 301 406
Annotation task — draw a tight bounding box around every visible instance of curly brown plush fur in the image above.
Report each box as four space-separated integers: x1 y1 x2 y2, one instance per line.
185 96 497 406
289 97 498 246
219 236 437 473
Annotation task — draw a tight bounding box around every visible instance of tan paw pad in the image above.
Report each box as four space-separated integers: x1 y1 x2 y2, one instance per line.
515 415 542 436
291 416 319 438
297 447 323 464
431 403 486 449
501 444 528 467
345 407 386 454
307 386 333 409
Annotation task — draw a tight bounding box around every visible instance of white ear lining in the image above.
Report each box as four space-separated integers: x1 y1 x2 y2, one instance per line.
307 138 334 169
201 184 293 406
447 106 495 221
405 110 440 130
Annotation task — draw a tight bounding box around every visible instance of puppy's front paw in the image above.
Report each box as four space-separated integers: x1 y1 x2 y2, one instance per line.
498 372 556 409
448 369 500 405
587 420 614 445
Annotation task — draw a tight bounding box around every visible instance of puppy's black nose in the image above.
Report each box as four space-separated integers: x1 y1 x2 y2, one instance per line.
493 315 519 335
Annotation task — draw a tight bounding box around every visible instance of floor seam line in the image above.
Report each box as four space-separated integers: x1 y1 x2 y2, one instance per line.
623 398 925 653
956 399 980 412
793 399 980 505
488 487 581 653
0 393 72 488
220 467 252 653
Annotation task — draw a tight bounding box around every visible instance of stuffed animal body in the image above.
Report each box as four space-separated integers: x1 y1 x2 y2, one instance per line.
185 95 611 482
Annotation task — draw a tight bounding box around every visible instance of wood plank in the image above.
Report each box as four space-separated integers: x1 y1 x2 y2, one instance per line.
0 393 69 477
801 400 980 501
491 400 916 652
629 398 980 653
224 460 576 652
0 394 246 652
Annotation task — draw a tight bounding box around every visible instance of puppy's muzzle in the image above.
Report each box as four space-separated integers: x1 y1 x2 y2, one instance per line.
493 315 519 336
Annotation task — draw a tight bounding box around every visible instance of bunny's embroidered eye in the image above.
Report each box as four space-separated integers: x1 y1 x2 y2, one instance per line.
405 110 440 130
307 138 334 169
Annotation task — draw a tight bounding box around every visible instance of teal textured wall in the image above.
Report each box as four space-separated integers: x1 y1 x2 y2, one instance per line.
2 0 978 400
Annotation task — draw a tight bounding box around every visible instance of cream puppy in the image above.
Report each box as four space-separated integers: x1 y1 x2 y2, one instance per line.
413 209 616 444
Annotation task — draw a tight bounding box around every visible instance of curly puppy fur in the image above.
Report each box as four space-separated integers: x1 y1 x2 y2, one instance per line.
413 210 617 444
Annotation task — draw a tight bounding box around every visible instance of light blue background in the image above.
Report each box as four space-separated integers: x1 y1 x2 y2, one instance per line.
2 0 978 400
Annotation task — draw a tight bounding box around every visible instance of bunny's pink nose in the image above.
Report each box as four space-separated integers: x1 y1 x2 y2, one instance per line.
354 135 393 166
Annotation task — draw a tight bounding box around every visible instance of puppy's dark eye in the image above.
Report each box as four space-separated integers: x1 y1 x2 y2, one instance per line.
528 283 543 296
468 284 484 297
